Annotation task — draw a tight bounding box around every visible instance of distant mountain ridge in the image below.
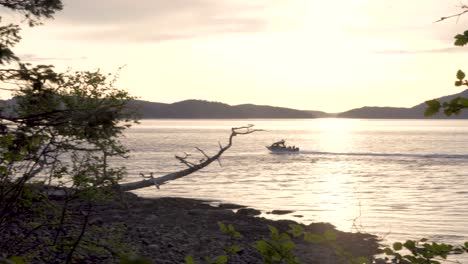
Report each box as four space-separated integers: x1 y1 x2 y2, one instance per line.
128 99 318 119
3 90 468 119
338 89 468 119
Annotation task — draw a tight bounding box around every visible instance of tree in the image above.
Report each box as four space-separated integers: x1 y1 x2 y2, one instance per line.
0 2 260 262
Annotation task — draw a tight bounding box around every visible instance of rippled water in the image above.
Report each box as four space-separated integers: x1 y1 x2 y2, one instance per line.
119 119 468 250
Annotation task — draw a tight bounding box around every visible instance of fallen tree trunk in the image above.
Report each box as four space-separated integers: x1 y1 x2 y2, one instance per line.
118 125 261 192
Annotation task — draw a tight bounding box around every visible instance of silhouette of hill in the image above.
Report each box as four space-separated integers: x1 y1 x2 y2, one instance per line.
3 90 468 119
128 99 316 119
338 106 423 119
338 89 468 119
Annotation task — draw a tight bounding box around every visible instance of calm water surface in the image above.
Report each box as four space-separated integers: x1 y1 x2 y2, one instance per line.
120 119 468 249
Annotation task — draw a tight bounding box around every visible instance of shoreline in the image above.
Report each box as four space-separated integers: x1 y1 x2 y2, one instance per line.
106 192 381 263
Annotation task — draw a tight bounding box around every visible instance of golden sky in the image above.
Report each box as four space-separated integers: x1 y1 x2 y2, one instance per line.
4 0 468 112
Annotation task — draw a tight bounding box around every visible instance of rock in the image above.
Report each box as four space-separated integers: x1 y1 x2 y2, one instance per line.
89 216 104 225
145 214 159 222
218 203 246 210
148 244 160 251
9 186 380 264
236 208 261 216
137 227 150 233
46 189 67 199
270 210 295 215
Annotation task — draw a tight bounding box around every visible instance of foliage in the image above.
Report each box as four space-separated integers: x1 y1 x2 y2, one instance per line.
382 239 468 264
425 69 468 117
185 222 243 264
0 0 63 26
0 65 137 262
186 222 371 264
0 0 140 262
288 224 369 264
454 30 468 47
184 221 468 264
425 9 468 117
254 225 301 264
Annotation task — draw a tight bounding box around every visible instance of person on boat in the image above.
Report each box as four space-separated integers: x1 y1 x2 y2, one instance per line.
271 139 286 148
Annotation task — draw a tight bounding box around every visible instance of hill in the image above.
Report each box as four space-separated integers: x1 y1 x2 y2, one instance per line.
338 89 468 119
128 99 317 119
4 90 468 119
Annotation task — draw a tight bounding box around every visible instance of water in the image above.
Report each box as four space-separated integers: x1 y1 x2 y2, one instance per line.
119 119 468 251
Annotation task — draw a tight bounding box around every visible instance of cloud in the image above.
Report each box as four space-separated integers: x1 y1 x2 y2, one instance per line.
19 53 88 62
52 0 273 42
372 47 468 54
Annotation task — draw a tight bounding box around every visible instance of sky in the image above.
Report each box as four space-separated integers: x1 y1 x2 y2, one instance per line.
2 0 468 112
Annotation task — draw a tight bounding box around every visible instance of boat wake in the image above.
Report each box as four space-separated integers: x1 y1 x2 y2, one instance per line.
297 151 468 159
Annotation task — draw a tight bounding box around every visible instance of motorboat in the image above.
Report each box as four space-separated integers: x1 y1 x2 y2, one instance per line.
266 140 299 152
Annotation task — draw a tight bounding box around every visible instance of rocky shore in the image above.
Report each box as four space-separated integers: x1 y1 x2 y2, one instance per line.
2 190 381 263
97 192 381 263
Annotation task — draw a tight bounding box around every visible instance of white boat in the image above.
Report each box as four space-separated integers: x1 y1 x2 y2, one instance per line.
266 140 299 152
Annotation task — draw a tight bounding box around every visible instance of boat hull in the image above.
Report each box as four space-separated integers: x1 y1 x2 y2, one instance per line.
266 146 299 152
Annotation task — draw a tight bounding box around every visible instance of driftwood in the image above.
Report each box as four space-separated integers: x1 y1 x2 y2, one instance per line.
118 125 261 192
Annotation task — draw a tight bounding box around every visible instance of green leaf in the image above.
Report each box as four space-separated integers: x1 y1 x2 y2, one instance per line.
9 256 26 264
383 248 393 255
456 70 466 80
353 256 370 264
185 256 196 264
424 100 441 116
288 224 305 238
120 256 152 264
255 240 271 254
460 98 468 107
227 244 243 254
403 240 416 251
454 34 468 46
324 230 337 241
218 222 228 234
281 240 296 250
215 255 229 264
455 80 463 86
268 225 279 236
280 232 291 241
303 233 324 243
393 242 403 251
204 256 214 264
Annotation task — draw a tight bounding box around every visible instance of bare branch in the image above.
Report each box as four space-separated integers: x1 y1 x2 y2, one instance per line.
118 125 262 192
175 152 196 168
435 6 468 23
195 147 210 163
